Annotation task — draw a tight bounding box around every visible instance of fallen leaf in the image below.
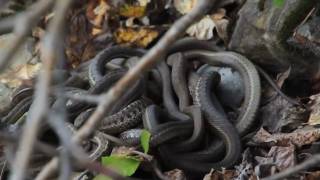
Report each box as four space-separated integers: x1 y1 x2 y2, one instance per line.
305 171 320 180
86 0 109 28
308 94 320 125
119 4 146 18
174 0 197 14
254 163 278 178
186 15 216 40
252 128 320 147
234 148 258 180
211 8 226 20
255 145 296 176
276 67 291 88
0 63 41 88
260 96 308 133
164 169 186 180
114 27 159 47
203 169 238 180
267 145 296 171
137 0 151 7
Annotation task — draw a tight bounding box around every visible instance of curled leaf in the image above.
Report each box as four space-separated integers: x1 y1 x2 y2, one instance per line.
186 15 216 40
252 128 320 147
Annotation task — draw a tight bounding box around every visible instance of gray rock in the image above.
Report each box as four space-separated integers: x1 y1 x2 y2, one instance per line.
229 0 318 76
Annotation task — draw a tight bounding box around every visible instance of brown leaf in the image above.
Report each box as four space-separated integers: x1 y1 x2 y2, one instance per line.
252 128 320 147
267 145 296 171
308 94 320 125
305 171 320 180
276 67 291 88
114 27 159 47
203 169 238 180
254 145 296 178
164 169 186 180
260 96 308 133
86 0 110 28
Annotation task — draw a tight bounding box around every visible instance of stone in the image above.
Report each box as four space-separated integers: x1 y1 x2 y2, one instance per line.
229 0 318 76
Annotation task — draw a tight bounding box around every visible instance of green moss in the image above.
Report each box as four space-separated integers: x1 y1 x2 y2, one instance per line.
277 0 317 45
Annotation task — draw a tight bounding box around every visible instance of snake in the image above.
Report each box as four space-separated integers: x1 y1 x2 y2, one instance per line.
149 72 240 173
88 46 145 85
74 98 150 134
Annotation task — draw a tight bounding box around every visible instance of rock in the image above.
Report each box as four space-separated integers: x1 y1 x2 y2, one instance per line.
229 0 318 76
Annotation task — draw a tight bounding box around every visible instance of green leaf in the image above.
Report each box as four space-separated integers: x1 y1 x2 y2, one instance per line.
273 0 285 7
93 174 112 180
101 155 141 176
140 130 151 153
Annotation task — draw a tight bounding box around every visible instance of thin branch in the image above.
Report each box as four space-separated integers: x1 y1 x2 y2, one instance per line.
54 91 101 104
262 154 320 180
35 0 215 178
0 0 54 72
0 132 58 157
8 0 72 180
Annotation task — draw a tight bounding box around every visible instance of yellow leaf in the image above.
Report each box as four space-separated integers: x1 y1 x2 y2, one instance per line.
119 5 146 18
114 27 159 47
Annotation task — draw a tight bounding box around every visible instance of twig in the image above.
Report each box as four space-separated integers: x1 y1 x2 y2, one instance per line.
55 91 101 104
58 148 72 180
131 150 153 162
0 0 54 72
8 1 72 180
35 0 215 178
0 132 58 157
262 154 320 180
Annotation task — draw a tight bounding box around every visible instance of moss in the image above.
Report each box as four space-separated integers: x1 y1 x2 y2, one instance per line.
276 0 317 46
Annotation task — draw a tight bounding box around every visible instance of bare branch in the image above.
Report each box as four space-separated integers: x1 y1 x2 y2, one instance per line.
0 0 54 72
262 154 320 180
8 0 73 179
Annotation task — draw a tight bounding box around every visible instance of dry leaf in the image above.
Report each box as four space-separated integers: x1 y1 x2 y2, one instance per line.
174 0 197 14
211 9 229 42
164 169 186 180
276 67 291 88
137 0 151 7
267 145 296 171
0 63 41 88
255 145 296 172
308 94 320 125
252 128 320 147
114 27 159 47
186 15 216 40
305 171 320 180
119 4 146 18
203 169 237 180
86 0 110 35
